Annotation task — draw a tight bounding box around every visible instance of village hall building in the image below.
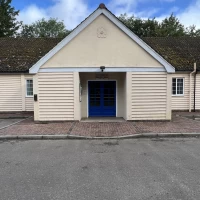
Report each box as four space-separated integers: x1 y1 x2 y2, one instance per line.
0 3 200 121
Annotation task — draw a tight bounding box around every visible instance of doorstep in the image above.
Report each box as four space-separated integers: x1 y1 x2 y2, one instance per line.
81 117 125 122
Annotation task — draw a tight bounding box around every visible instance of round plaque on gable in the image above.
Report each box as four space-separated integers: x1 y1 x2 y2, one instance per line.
97 27 107 38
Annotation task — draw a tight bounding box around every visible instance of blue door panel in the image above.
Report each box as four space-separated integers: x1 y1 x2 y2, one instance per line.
89 81 116 117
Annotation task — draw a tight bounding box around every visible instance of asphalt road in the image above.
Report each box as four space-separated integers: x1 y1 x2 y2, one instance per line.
1 138 200 200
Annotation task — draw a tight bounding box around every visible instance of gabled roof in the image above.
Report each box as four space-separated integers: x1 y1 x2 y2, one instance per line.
1 4 199 73
29 3 175 73
0 38 61 73
143 37 200 71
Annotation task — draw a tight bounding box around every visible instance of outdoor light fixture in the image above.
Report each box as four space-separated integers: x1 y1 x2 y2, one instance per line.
100 66 105 72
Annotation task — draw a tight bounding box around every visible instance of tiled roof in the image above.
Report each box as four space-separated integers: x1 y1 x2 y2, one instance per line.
0 13 200 73
0 38 62 73
143 37 200 71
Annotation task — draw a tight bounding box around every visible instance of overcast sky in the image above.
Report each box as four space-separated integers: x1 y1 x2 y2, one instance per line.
12 0 200 30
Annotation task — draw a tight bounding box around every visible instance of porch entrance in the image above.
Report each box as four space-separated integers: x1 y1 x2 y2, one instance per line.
88 81 116 117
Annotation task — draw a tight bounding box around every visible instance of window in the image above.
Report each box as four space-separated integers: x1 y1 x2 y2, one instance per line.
26 80 33 97
172 78 184 95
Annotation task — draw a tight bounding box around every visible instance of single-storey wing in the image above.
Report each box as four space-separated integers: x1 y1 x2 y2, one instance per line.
0 3 199 121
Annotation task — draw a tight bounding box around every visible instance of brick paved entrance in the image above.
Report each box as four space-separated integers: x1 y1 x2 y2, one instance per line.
0 112 200 137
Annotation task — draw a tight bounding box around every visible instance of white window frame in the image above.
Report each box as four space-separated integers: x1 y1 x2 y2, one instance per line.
26 79 33 97
172 77 184 96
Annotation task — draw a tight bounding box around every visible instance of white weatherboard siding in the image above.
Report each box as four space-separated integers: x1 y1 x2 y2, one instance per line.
195 74 200 110
131 72 168 120
171 73 194 110
25 98 34 111
37 73 74 121
0 75 22 111
0 74 34 112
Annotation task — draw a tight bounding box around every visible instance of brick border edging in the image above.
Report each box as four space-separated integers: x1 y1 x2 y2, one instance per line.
0 133 200 140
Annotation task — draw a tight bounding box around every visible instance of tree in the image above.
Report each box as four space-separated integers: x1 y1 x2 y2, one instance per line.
118 13 193 37
0 0 21 37
185 25 200 37
157 14 185 37
118 14 159 37
19 18 71 38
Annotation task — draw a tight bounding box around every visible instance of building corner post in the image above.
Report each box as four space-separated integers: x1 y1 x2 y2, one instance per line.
166 73 172 120
33 74 39 121
126 72 132 120
189 63 196 112
74 72 81 121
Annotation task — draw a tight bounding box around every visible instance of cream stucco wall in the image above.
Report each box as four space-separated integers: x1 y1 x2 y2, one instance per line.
0 74 34 112
79 72 126 119
41 14 163 68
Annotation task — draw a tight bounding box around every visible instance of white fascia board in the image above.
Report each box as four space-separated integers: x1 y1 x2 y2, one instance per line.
39 67 166 73
29 9 102 74
102 10 175 73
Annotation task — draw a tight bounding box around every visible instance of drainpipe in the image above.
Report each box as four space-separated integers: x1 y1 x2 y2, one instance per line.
189 63 196 112
194 68 197 112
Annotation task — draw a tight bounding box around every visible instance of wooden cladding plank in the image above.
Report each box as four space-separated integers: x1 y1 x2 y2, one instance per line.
132 93 166 97
171 74 192 110
39 94 74 97
39 117 74 120
38 85 73 88
131 105 166 109
195 74 200 110
39 97 74 100
38 88 74 91
38 81 74 85
38 72 74 121
25 98 34 111
132 81 167 84
131 72 167 120
38 91 74 94
0 75 22 111
132 102 166 106
132 97 166 100
131 116 166 119
131 87 167 90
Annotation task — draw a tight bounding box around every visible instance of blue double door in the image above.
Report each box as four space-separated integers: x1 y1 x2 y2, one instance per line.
88 81 116 117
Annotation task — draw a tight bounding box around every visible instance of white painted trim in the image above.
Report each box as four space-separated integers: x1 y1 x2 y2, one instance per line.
87 80 117 118
172 77 185 96
39 67 166 73
25 79 34 98
172 94 184 97
29 8 175 74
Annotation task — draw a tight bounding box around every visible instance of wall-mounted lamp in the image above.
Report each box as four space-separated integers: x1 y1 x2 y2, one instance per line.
100 66 105 72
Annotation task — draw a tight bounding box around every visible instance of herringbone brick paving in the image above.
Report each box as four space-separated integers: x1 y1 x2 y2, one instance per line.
0 112 200 136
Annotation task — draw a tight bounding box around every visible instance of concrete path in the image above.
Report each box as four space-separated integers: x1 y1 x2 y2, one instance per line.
1 138 200 200
0 118 25 129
